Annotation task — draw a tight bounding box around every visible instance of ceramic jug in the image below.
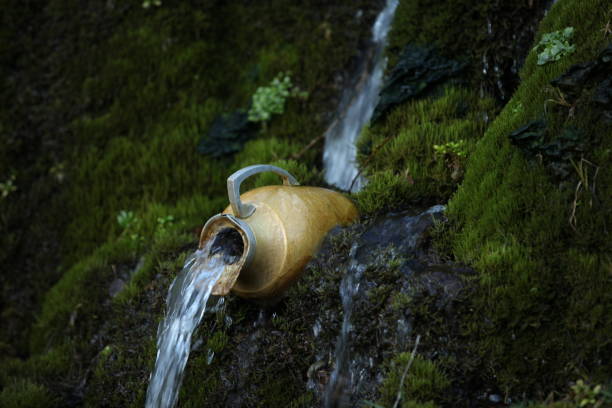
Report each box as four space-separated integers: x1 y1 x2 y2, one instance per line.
199 164 358 301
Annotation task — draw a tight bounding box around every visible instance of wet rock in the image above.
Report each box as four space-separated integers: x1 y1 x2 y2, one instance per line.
409 264 466 311
355 205 445 263
197 110 259 157
108 278 125 298
372 45 466 122
303 205 473 406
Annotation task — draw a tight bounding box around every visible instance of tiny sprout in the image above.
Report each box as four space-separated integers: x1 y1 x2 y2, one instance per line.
0 174 17 199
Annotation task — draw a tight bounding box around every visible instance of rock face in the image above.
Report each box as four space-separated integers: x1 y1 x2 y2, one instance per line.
306 205 469 406
371 46 466 123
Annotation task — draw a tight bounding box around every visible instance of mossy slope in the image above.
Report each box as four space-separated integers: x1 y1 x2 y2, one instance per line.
446 0 611 395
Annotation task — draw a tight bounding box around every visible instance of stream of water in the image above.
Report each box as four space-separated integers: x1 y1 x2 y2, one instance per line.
145 239 226 408
323 0 398 192
323 243 366 408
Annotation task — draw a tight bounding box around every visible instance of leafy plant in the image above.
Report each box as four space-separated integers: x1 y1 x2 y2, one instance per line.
117 210 143 252
433 140 468 181
570 380 608 408
0 174 17 199
433 140 467 157
534 27 576 65
155 214 175 237
511 102 524 115
116 210 137 230
247 72 307 124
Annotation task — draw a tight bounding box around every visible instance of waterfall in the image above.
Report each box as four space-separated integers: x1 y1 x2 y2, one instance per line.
323 0 399 192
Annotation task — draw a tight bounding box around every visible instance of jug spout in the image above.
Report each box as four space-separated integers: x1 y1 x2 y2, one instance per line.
199 214 255 296
199 164 359 301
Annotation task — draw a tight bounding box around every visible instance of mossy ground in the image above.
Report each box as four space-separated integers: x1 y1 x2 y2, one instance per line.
1 0 611 406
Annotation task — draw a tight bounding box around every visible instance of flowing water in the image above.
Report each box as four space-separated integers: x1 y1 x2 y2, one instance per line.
323 0 398 192
145 238 233 408
324 243 366 408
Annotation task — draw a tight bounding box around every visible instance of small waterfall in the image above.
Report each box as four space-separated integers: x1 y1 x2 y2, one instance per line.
324 243 365 407
145 238 237 408
323 0 398 192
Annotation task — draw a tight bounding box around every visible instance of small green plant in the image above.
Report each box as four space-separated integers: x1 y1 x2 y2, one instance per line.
534 27 576 65
433 140 467 157
142 0 161 8
0 174 17 199
155 214 175 237
433 140 468 181
117 210 137 230
511 102 524 115
248 72 308 124
117 210 144 252
49 162 66 183
570 380 606 408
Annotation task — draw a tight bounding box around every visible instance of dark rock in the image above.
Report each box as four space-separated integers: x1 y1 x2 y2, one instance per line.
550 61 597 98
593 77 612 107
355 205 445 263
410 264 465 311
109 278 125 298
508 120 547 154
197 110 259 157
550 43 612 121
371 45 466 122
509 120 583 179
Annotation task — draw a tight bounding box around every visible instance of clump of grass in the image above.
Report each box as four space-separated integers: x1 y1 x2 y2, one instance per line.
377 353 450 408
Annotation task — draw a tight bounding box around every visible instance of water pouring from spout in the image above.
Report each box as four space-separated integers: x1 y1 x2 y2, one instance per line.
145 236 243 408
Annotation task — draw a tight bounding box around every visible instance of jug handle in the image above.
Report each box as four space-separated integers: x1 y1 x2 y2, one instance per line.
227 164 300 218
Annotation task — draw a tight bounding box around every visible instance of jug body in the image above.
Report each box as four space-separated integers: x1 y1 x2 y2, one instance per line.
199 165 358 301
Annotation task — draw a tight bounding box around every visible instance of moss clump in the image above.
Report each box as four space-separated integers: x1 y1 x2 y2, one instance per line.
354 87 495 214
377 354 450 408
0 379 57 408
445 0 611 395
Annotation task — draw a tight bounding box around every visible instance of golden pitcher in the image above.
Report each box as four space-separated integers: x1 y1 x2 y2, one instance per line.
199 164 358 301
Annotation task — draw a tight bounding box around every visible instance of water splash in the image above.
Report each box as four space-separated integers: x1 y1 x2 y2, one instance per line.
324 243 366 407
323 0 399 192
145 239 226 408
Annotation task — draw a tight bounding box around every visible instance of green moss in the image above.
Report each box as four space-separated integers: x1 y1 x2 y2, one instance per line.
354 87 495 214
387 0 490 64
0 379 57 408
445 0 611 394
378 354 449 407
